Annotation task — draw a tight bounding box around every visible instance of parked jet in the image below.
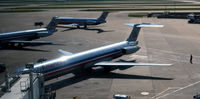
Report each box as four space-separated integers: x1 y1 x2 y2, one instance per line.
56 11 109 28
14 23 172 80
0 17 57 48
188 14 200 23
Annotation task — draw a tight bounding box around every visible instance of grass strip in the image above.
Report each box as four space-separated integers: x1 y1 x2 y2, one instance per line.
13 6 111 9
128 13 148 17
0 0 183 6
0 9 44 13
82 8 200 12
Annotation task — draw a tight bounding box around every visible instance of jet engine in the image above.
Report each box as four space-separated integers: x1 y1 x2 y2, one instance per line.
128 41 138 46
122 46 140 55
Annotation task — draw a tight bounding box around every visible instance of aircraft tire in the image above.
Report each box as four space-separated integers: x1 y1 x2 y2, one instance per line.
104 67 112 73
17 43 24 48
37 58 47 63
1 44 9 48
85 68 92 73
84 25 87 28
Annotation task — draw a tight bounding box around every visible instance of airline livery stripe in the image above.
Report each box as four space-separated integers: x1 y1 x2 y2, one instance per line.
44 50 122 77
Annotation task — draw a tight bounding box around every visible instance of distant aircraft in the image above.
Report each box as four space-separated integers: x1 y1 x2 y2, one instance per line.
14 23 172 80
0 17 57 48
187 14 200 23
56 11 109 28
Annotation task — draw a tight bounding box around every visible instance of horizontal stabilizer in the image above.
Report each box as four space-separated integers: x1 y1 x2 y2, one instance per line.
126 23 164 41
95 61 172 66
58 49 73 56
125 23 164 28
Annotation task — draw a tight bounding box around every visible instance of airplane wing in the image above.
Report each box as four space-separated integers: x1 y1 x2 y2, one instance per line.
9 40 52 46
65 21 96 27
95 61 172 66
68 22 95 26
68 23 79 26
60 23 84 26
58 49 73 56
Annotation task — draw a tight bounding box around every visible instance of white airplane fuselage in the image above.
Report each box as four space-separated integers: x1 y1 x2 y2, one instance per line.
0 17 57 47
17 41 139 80
0 29 47 42
56 11 109 28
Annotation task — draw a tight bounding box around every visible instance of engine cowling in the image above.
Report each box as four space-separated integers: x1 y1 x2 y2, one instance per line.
128 41 138 46
122 46 140 55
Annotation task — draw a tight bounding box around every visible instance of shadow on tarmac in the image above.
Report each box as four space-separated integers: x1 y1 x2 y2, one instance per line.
57 26 114 34
45 67 173 91
0 47 50 52
0 42 67 52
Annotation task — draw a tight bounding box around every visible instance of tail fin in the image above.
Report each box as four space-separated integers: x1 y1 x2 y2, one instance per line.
126 23 164 41
46 16 57 33
97 11 109 21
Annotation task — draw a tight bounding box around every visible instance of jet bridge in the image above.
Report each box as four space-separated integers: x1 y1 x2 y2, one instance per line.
0 63 56 99
0 73 45 99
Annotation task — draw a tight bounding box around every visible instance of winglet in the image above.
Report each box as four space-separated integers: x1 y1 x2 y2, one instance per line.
58 49 73 56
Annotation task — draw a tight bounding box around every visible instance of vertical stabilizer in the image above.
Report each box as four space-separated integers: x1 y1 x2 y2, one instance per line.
125 23 163 41
97 11 109 21
46 16 57 33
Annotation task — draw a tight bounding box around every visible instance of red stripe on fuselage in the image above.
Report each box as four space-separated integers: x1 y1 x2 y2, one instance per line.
44 50 122 77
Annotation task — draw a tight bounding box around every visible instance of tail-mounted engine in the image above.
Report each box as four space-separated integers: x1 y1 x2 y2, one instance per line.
122 46 140 55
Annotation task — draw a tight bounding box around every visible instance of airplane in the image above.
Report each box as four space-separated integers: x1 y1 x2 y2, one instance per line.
14 23 172 80
56 11 109 28
187 14 200 23
0 17 57 48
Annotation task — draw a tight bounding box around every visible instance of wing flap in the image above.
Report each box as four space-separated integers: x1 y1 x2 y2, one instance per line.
95 62 172 66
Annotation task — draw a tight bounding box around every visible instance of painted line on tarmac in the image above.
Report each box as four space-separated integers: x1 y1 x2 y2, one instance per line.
151 87 180 99
155 80 200 99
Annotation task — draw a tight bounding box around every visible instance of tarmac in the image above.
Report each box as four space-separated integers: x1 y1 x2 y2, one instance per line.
1 9 200 99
